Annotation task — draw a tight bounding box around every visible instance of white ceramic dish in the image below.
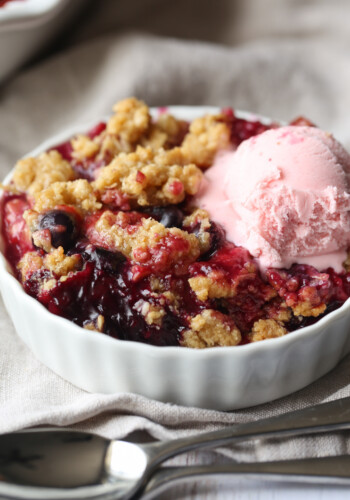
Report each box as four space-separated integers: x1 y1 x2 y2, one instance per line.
1 106 350 411
0 0 85 83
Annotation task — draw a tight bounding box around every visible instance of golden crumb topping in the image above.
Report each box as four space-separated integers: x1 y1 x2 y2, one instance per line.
93 146 202 207
17 251 43 280
86 211 200 272
134 299 166 326
71 135 100 160
17 247 80 280
33 179 101 213
182 309 241 348
181 114 231 168
248 319 287 342
107 97 151 144
141 113 187 150
13 151 75 195
292 301 326 317
188 273 236 302
44 247 80 277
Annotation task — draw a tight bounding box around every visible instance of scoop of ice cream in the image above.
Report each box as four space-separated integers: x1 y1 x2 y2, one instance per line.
196 125 350 271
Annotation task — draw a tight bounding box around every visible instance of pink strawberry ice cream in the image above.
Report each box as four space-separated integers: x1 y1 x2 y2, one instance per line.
196 125 350 271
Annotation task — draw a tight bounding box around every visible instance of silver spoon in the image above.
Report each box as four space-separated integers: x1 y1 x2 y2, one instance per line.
3 455 350 500
2 396 350 499
143 456 350 498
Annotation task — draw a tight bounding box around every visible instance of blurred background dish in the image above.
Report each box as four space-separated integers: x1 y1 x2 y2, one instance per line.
0 0 86 84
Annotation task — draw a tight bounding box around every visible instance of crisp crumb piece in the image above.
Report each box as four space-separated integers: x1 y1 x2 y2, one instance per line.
71 135 100 160
181 114 231 168
44 247 80 277
182 309 241 348
17 247 80 281
13 151 75 195
93 146 202 207
17 251 43 280
23 209 39 231
107 97 151 144
188 272 237 301
141 113 188 150
248 319 287 342
134 299 166 326
292 301 326 317
32 229 52 253
33 179 101 213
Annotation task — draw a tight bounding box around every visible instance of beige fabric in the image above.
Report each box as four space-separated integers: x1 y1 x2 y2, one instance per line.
1 0 350 461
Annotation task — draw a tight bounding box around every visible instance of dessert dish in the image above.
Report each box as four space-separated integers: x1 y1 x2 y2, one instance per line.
0 0 85 83
1 103 350 409
2 98 350 350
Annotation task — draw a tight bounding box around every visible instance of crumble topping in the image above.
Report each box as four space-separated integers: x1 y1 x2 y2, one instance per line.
86 98 152 161
71 135 100 160
44 247 81 277
248 319 287 342
85 210 200 275
141 113 188 150
189 273 236 301
33 179 101 213
93 146 202 207
107 97 151 144
182 309 241 348
292 300 326 318
13 151 75 195
134 299 166 326
17 251 43 280
181 114 231 168
18 247 80 280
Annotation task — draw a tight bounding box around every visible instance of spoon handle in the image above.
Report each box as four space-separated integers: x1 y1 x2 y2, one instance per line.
143 455 350 498
146 396 350 465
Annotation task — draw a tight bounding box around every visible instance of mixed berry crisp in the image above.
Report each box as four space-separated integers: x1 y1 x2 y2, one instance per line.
1 98 350 347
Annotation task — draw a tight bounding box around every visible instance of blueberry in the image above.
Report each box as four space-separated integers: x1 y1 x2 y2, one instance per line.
82 245 126 272
38 209 78 251
144 206 184 228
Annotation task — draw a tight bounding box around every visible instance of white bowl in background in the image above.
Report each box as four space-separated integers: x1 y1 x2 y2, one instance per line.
1 106 350 411
0 0 86 84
